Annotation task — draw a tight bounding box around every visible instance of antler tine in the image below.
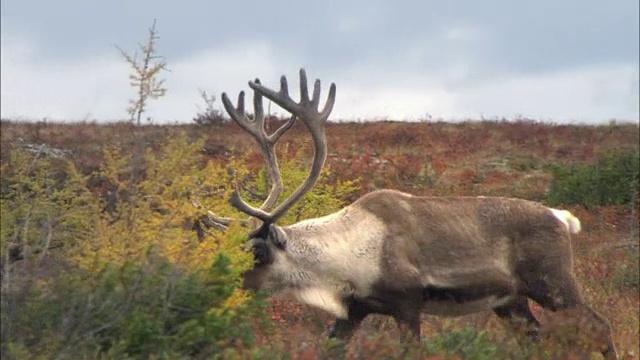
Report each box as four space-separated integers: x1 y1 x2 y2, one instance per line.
255 78 298 145
221 81 296 148
205 211 249 230
249 73 298 116
221 91 260 139
253 79 264 124
249 69 336 127
269 115 296 143
319 83 337 121
299 69 310 103
311 79 321 109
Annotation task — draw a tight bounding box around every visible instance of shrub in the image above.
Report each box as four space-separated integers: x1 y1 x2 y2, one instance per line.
2 247 271 359
546 150 639 208
423 327 499 360
192 89 228 126
0 147 100 279
0 135 269 358
612 245 640 290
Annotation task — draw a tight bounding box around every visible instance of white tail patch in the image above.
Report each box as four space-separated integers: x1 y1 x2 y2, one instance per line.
549 208 581 234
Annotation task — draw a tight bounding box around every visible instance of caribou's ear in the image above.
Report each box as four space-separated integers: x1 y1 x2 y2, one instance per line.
268 225 286 249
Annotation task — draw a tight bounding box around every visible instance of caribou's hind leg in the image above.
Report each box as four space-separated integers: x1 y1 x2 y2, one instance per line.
493 295 541 342
524 269 617 359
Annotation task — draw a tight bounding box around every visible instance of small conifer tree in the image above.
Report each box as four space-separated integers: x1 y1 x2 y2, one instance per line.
117 19 168 125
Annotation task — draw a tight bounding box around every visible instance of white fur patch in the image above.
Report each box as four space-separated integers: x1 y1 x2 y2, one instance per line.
285 206 386 295
294 287 348 318
549 208 581 234
263 205 388 320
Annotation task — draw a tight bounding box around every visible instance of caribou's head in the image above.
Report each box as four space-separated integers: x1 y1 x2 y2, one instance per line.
239 224 286 290
206 69 336 291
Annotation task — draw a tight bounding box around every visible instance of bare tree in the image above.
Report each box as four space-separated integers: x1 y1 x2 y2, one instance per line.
193 89 227 125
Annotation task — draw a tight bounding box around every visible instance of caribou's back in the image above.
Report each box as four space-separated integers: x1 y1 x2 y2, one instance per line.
342 190 574 316
356 189 571 258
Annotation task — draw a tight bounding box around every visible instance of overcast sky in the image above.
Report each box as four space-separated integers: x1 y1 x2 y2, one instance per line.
1 0 638 123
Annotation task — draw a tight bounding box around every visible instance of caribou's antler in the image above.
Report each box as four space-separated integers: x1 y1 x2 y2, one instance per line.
203 80 296 230
222 79 296 212
228 68 336 225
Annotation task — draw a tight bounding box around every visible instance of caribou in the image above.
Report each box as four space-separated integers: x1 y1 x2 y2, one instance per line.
207 69 617 359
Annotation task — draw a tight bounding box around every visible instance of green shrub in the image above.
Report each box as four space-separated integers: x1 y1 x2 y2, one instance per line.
423 327 498 360
0 148 100 270
546 150 639 207
2 249 271 359
612 246 640 291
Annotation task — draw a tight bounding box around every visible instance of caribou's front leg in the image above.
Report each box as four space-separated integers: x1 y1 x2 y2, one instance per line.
493 295 541 342
327 302 370 341
394 310 421 342
326 302 370 359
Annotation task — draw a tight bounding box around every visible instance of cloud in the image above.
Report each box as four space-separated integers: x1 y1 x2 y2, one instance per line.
149 40 298 122
333 84 456 121
453 64 639 122
308 57 638 123
1 31 130 121
0 33 292 122
1 27 637 124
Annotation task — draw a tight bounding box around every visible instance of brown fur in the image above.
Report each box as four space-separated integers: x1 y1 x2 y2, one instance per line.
246 190 617 359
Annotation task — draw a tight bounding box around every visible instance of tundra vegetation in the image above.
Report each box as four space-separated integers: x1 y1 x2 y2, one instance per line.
0 117 638 359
